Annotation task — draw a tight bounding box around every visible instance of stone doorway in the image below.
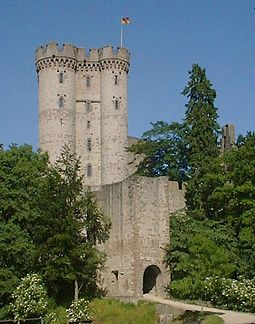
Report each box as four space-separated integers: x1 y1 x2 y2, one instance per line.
143 265 162 294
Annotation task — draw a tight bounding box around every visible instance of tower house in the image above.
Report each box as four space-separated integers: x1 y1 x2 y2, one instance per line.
36 43 130 188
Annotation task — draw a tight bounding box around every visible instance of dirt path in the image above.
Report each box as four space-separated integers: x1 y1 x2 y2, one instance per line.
143 293 255 324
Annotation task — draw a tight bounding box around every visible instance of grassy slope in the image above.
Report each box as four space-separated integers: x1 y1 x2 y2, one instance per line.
91 299 158 324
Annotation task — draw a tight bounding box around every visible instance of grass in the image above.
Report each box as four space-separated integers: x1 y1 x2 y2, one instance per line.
43 299 223 324
90 298 158 324
202 314 224 324
172 310 224 324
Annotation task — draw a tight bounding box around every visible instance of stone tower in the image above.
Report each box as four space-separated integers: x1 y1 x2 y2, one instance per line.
35 42 186 300
36 43 130 187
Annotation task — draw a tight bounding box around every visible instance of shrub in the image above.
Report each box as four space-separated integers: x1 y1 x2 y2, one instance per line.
67 298 93 322
10 273 48 320
204 276 255 312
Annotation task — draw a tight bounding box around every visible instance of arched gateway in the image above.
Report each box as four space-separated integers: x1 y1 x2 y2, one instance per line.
143 265 162 294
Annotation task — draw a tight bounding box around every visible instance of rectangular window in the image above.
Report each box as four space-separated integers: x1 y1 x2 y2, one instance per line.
87 138 92 151
115 99 119 110
59 72 64 83
86 101 91 113
87 121 91 129
114 75 118 85
58 96 64 108
86 76 91 87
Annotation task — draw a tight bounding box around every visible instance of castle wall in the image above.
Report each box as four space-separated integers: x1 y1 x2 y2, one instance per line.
98 175 185 299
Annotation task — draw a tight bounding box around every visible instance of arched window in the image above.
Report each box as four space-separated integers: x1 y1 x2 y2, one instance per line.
87 163 92 177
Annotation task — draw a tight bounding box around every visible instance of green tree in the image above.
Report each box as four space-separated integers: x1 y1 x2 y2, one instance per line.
182 64 221 215
129 121 189 183
34 146 110 302
193 133 255 277
165 211 237 300
0 145 48 309
166 132 255 301
182 64 220 171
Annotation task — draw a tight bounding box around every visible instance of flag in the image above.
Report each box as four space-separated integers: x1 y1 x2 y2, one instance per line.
121 17 131 24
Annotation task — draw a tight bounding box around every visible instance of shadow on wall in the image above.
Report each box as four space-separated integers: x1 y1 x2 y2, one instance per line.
143 265 162 294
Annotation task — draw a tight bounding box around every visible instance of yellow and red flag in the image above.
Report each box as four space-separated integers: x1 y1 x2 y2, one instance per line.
121 17 131 24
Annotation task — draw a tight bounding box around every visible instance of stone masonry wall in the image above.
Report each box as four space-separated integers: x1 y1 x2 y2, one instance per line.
98 175 185 299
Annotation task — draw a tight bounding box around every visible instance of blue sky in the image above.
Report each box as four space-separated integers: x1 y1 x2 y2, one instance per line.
0 0 254 149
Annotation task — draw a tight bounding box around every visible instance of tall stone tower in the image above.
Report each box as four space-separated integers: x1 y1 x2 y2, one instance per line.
36 43 130 187
35 42 186 300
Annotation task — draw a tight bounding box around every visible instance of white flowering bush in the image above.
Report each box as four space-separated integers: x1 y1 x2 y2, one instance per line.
11 273 48 320
67 298 93 323
204 276 255 312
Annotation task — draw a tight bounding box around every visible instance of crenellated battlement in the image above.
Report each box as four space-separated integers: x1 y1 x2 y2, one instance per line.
35 43 130 72
36 43 79 61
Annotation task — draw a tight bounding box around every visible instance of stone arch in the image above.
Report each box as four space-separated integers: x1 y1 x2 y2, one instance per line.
143 265 162 294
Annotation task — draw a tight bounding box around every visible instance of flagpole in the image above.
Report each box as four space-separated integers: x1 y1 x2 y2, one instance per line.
120 23 123 47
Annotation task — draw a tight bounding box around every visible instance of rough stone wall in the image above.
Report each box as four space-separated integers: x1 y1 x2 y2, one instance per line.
75 65 102 187
221 124 236 151
98 175 185 299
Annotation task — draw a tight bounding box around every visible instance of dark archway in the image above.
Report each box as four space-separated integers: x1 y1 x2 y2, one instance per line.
143 265 162 294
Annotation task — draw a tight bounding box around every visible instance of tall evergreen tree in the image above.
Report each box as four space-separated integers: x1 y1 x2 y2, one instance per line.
182 64 220 171
182 64 221 215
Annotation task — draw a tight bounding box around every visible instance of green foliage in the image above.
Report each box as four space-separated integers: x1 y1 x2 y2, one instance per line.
67 298 93 322
0 144 110 308
182 64 220 171
45 306 68 324
0 222 35 306
165 211 237 300
129 64 220 189
129 121 189 183
166 133 255 308
91 299 157 324
33 146 111 302
0 144 48 227
11 273 48 320
204 276 255 312
186 133 255 277
0 145 48 307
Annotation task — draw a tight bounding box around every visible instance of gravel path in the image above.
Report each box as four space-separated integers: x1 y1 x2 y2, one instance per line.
143 293 255 324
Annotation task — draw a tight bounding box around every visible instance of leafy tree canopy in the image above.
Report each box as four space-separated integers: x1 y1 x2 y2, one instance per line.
0 144 110 310
129 121 189 183
33 146 111 302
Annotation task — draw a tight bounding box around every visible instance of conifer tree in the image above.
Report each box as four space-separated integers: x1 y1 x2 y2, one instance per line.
182 64 220 171
182 64 221 215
